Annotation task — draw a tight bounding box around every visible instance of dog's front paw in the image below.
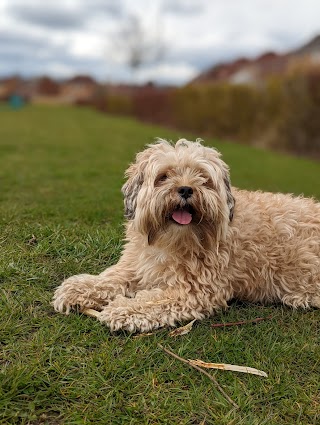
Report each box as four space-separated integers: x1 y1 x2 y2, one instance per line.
53 274 107 314
98 302 161 333
98 307 152 333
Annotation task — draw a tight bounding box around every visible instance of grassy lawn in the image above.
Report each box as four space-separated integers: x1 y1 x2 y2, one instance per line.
0 104 319 424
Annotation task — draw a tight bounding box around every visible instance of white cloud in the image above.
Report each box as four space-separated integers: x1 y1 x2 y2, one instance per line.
69 33 105 59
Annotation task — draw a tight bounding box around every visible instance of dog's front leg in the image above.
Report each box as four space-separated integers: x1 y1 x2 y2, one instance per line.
98 287 219 333
53 262 136 314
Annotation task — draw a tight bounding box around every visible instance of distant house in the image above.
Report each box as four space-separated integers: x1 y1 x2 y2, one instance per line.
189 35 320 86
0 77 21 101
59 75 98 104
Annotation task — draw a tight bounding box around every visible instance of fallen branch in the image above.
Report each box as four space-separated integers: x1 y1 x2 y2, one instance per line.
158 344 239 409
188 359 267 377
211 315 272 328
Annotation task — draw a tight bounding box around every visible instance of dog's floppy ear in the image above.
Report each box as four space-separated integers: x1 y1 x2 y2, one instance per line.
122 163 143 220
223 172 235 221
204 145 235 222
121 146 155 219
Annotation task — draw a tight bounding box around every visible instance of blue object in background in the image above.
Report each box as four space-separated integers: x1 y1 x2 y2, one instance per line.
9 94 25 109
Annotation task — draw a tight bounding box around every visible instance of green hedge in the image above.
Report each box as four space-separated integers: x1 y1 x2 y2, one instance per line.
173 84 260 141
106 94 133 116
172 73 320 156
91 73 320 157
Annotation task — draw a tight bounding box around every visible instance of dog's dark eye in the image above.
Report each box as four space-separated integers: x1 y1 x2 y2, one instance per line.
157 174 168 183
204 178 214 189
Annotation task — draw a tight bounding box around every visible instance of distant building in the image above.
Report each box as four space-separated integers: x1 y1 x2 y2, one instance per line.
189 35 320 86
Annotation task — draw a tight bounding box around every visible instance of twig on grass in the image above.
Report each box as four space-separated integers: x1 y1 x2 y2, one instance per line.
82 308 101 319
133 332 154 339
158 343 239 409
211 315 272 328
169 319 196 337
188 359 267 377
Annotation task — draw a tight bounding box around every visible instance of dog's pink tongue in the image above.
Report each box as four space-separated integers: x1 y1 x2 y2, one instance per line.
172 209 192 225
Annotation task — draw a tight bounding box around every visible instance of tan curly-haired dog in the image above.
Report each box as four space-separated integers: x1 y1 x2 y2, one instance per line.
53 139 320 332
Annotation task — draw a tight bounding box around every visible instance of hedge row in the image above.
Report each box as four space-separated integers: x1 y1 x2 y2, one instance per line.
94 73 320 157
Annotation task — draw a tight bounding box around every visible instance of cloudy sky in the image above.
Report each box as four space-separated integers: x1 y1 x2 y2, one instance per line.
1 0 320 85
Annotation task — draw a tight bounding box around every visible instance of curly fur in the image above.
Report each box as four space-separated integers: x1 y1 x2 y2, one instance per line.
53 139 320 332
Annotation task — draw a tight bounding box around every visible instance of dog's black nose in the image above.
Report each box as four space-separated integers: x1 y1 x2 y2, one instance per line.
178 186 193 199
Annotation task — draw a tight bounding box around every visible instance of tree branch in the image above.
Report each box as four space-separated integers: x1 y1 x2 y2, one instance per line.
158 344 239 409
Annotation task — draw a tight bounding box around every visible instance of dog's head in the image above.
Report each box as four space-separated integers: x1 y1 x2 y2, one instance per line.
122 139 235 247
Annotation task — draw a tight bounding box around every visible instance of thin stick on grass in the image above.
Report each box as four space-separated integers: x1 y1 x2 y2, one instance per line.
158 344 239 409
82 308 101 319
188 359 267 377
211 315 272 328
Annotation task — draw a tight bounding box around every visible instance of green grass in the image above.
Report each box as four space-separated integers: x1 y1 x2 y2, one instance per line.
0 104 319 425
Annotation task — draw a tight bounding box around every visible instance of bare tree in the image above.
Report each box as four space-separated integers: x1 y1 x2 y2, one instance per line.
115 14 165 82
